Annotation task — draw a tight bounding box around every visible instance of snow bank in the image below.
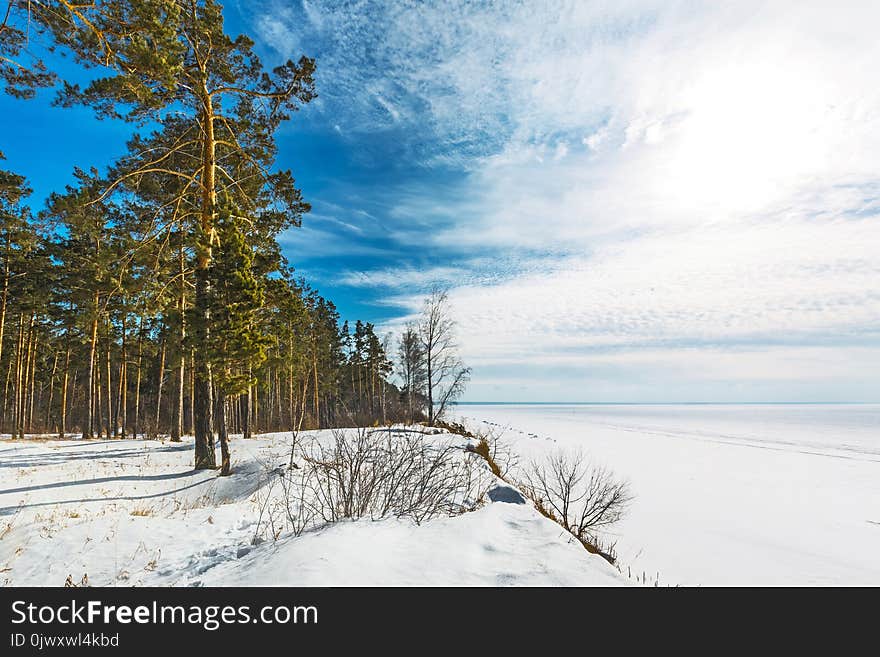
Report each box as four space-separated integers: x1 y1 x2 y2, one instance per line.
0 431 624 587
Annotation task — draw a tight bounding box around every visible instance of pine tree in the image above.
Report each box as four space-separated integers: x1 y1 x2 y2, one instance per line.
46 173 126 438
0 155 35 399
0 1 55 97
0 1 417 444
45 0 315 468
204 203 266 474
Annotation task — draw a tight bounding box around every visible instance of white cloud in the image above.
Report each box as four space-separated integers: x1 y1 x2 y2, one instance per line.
336 265 464 290
257 0 880 400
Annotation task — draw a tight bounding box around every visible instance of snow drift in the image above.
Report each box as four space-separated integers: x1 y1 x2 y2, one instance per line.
0 430 624 587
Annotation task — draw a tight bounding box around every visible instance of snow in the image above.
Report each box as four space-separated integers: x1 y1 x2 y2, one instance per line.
0 430 624 587
455 403 880 586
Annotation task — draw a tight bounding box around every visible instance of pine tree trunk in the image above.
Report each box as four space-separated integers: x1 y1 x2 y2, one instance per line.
133 316 143 439
119 313 127 438
243 381 252 440
2 356 12 431
155 335 166 436
94 340 102 438
193 267 215 468
84 299 99 439
188 350 195 435
104 327 113 439
68 369 77 434
299 377 309 431
312 353 319 427
288 361 294 433
193 91 217 470
60 345 70 439
0 245 9 385
46 351 58 431
171 356 184 442
171 249 186 442
14 314 25 438
218 390 230 476
24 316 36 433
252 381 258 433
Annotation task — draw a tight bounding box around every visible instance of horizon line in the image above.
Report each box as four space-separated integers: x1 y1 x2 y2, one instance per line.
452 401 878 406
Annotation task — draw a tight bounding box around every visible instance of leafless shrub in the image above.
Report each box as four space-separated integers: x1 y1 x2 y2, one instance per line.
518 450 632 558
276 461 319 537
300 427 488 524
254 427 491 541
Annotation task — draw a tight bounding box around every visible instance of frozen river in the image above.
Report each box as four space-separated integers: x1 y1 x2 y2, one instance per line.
456 403 880 585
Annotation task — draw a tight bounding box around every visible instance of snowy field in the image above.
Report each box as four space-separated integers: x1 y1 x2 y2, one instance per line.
0 429 623 587
456 403 880 586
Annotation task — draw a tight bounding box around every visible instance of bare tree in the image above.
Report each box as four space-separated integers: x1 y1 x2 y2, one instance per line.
396 323 426 424
417 288 470 425
518 450 633 546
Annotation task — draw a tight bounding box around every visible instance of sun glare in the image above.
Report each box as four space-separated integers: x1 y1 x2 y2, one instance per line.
663 56 828 216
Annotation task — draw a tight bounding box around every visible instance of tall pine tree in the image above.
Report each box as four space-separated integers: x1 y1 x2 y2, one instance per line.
45 0 315 468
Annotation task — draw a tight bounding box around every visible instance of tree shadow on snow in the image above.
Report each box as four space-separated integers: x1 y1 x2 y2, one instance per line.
0 469 204 497
0 442 192 469
0 475 215 516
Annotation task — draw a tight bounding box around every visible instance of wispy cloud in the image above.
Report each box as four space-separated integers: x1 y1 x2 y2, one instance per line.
255 0 880 400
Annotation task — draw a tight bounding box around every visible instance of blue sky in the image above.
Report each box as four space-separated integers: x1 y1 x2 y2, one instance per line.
3 1 879 402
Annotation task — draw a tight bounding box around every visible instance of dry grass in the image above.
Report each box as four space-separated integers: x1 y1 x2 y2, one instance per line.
472 438 502 478
129 505 156 517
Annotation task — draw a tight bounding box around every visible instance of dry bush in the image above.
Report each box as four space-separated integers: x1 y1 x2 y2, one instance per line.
518 450 632 563
254 427 491 541
301 427 489 524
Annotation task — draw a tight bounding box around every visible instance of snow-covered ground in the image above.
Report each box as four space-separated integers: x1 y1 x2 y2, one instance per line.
456 403 880 586
0 429 624 587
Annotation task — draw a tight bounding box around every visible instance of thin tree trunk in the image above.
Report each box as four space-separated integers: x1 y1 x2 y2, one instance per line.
252 380 258 433
133 316 143 439
0 244 10 373
119 312 127 438
25 317 36 433
95 338 102 438
46 351 58 431
155 334 166 436
68 369 77 434
104 323 113 439
14 313 26 438
217 389 230 475
312 352 319 428
288 361 295 433
2 356 12 431
426 350 434 425
84 298 99 439
188 349 195 436
243 381 252 440
171 353 184 441
60 344 70 439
